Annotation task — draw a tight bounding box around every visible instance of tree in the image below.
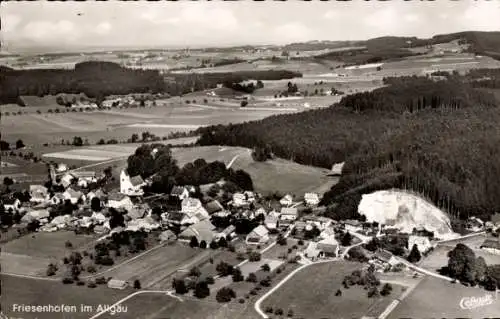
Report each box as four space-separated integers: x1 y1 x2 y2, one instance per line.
256 80 264 89
189 236 199 248
365 237 380 252
241 100 248 107
0 140 10 151
172 278 187 294
218 236 227 248
216 261 234 277
475 256 487 283
341 232 353 246
199 240 207 249
335 289 342 296
189 266 201 277
3 177 13 186
246 272 258 283
131 133 139 143
260 263 271 272
91 197 101 212
232 267 244 282
407 244 421 263
447 243 477 283
380 283 393 296
209 240 219 250
46 263 58 276
194 281 210 298
277 234 287 246
72 136 83 147
133 279 141 289
216 287 236 303
248 251 261 262
15 139 25 149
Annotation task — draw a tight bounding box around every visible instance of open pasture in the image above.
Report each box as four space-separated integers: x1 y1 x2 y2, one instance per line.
116 293 247 319
1 231 99 276
100 242 200 288
389 276 500 319
262 260 402 319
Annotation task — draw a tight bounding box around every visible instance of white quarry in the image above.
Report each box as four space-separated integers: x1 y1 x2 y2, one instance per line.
358 189 459 240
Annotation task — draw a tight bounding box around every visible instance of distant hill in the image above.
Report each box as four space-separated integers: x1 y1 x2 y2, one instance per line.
310 31 500 64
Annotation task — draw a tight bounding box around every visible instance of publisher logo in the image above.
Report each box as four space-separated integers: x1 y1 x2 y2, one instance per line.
459 294 495 310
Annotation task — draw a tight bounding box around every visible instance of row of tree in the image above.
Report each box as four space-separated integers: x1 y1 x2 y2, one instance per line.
126 144 253 195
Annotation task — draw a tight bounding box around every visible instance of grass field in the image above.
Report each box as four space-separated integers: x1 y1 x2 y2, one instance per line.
419 234 500 272
2 231 99 276
99 242 200 288
115 293 247 319
389 276 500 318
262 261 402 319
1 275 132 319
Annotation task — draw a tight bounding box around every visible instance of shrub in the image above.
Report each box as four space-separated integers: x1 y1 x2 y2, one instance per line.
238 298 245 304
287 309 294 317
95 277 107 285
87 282 97 288
380 283 393 296
216 287 236 303
248 251 261 262
76 281 85 286
62 277 74 284
275 308 284 316
265 306 273 314
246 272 258 283
335 289 342 296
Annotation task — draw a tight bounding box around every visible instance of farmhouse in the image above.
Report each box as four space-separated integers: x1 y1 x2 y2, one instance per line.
304 193 320 206
246 225 269 245
480 239 500 255
162 211 198 227
63 188 85 204
51 193 65 205
466 217 484 231
265 210 280 230
170 186 190 200
107 192 133 210
29 185 49 203
232 193 247 207
3 197 21 212
408 235 433 254
329 162 345 176
60 173 74 188
281 207 298 220
317 236 340 257
373 249 399 266
181 198 209 220
344 219 363 233
304 242 321 261
216 225 236 240
178 219 216 243
205 200 224 215
280 194 293 207
56 163 68 173
120 170 146 196
107 279 128 290
159 230 176 242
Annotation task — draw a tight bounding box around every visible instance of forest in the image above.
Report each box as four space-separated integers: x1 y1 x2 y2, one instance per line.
163 70 301 96
126 144 253 195
196 73 500 225
1 62 301 104
0 61 165 104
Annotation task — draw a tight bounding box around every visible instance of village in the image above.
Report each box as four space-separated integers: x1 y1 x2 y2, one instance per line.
4 148 500 301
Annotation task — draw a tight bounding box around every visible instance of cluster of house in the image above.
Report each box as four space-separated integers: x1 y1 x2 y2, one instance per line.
101 94 155 108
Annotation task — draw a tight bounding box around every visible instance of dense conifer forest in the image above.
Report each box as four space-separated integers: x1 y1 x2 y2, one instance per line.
196 73 500 225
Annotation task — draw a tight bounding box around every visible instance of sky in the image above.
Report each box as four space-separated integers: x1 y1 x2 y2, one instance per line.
2 1 500 52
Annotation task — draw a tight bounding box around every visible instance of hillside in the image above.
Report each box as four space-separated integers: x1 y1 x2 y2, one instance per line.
196 73 500 226
313 31 500 64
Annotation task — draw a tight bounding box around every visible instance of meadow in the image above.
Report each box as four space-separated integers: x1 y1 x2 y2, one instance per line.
261 261 402 319
2 231 100 277
389 276 500 318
